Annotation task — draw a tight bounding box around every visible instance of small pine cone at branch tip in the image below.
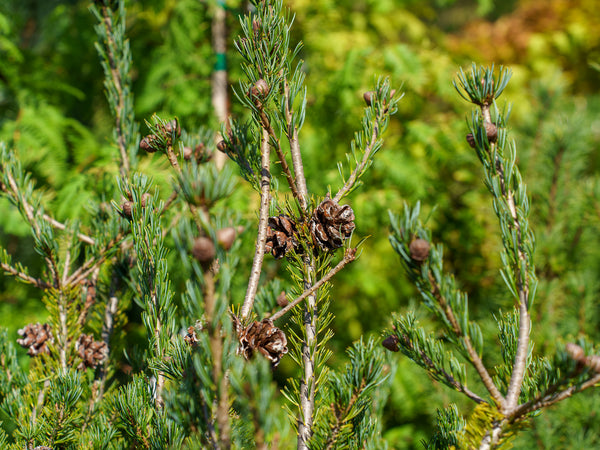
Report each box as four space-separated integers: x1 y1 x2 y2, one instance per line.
409 238 430 262
76 334 108 370
17 323 54 356
310 199 355 251
265 215 298 259
236 318 288 368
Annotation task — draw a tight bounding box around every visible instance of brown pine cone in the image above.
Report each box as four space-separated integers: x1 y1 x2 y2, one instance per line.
382 335 400 352
120 201 133 219
192 237 216 264
310 199 355 250
466 122 498 148
237 318 288 368
216 227 237 251
76 334 108 370
162 119 181 137
17 323 54 356
409 238 430 262
265 215 298 259
140 134 159 153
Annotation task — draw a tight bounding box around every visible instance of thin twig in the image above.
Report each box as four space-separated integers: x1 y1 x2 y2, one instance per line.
0 262 50 289
76 269 100 326
297 256 316 450
42 213 95 245
259 110 301 204
204 265 231 448
2 167 95 245
333 119 381 203
5 170 37 231
489 126 531 412
270 248 356 321
62 247 71 286
402 334 486 404
66 233 125 286
240 127 272 319
510 371 600 420
428 272 505 406
284 79 308 212
160 190 179 216
58 291 68 371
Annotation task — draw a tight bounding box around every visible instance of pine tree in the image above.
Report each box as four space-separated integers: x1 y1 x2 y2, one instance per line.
385 64 600 449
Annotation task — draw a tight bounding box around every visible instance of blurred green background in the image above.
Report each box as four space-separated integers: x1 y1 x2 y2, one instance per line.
1 0 600 447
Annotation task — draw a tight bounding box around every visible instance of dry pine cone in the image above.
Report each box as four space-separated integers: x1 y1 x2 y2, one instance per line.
76 334 108 370
237 318 288 368
265 215 298 259
17 323 54 356
310 199 355 250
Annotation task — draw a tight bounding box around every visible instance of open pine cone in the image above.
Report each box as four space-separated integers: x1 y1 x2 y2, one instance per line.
310 199 355 250
265 215 298 259
76 334 108 370
17 323 54 356
236 318 288 368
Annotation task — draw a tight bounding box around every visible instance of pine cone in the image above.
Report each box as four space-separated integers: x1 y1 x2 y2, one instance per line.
17 323 53 356
265 215 298 259
216 227 238 251
237 318 288 368
120 201 133 219
76 334 108 370
192 237 216 265
409 238 430 262
310 199 355 250
382 335 400 352
466 122 498 148
140 134 159 153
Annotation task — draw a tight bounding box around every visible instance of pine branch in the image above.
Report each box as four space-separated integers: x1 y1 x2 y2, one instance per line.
333 79 397 203
333 117 380 203
0 260 50 289
297 256 317 450
203 265 231 448
284 78 308 212
94 3 136 176
41 213 95 246
65 232 126 286
270 248 356 321
428 272 505 405
493 151 532 412
258 108 301 203
398 330 486 404
240 126 272 319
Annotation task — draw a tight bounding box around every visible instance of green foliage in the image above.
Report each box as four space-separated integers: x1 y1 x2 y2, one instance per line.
311 337 389 449
1 0 599 448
